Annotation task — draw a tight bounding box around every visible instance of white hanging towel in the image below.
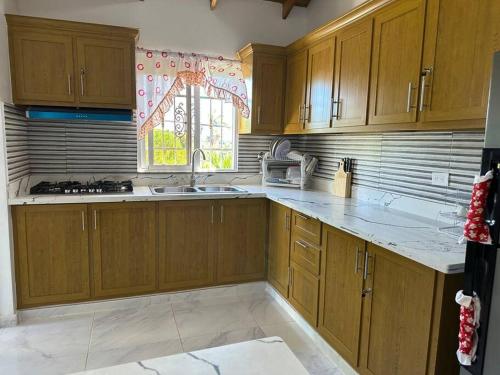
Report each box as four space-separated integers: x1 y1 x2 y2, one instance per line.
455 290 481 365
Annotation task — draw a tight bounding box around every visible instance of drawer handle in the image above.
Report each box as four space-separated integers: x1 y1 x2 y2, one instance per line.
93 210 97 230
296 240 308 250
296 213 309 221
81 211 85 231
211 205 214 224
285 213 290 230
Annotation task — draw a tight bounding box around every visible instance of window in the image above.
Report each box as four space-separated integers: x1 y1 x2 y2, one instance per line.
138 86 237 172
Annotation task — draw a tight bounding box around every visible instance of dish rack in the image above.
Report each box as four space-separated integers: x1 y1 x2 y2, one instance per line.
261 152 316 190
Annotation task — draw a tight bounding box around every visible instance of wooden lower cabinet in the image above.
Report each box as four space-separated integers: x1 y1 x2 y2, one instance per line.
289 261 320 326
318 226 365 367
13 204 90 308
158 200 216 291
216 199 267 283
358 244 461 375
90 202 157 298
268 202 291 297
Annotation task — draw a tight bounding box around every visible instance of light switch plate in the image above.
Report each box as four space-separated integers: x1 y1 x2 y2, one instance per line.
432 172 449 187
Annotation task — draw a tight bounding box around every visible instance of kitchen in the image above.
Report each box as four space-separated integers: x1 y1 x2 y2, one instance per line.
0 0 499 374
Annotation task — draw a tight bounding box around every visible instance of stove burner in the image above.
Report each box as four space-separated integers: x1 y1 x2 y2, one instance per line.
30 180 133 195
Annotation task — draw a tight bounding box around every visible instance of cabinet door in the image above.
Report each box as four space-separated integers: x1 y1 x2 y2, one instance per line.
217 199 267 283
289 262 319 326
14 205 90 307
254 55 286 133
368 0 426 125
91 202 156 297
268 202 291 297
359 244 435 375
318 226 365 367
332 18 373 128
10 31 75 105
158 201 216 291
419 0 495 123
305 37 336 131
76 37 135 108
284 49 308 133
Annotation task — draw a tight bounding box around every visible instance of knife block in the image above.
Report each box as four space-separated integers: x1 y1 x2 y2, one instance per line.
333 161 352 198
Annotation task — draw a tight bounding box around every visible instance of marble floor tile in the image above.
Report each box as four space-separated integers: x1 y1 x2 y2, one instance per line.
0 313 93 358
89 304 179 352
236 281 269 299
85 338 183 370
261 322 342 375
244 294 295 326
0 351 87 375
180 326 266 352
173 301 258 339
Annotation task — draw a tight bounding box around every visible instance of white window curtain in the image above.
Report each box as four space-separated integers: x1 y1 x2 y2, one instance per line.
135 48 250 139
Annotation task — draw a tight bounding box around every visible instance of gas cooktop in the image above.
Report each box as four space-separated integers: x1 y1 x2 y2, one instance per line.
30 180 133 195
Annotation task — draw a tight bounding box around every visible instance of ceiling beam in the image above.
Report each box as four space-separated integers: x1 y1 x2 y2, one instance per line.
282 0 296 19
210 0 217 10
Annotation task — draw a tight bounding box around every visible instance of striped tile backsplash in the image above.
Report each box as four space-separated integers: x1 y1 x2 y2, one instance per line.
3 103 483 204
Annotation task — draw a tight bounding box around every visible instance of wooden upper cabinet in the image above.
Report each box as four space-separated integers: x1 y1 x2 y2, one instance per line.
319 226 365 367
9 31 76 105
90 202 156 298
158 200 216 291
6 15 138 109
237 44 286 134
284 49 308 134
419 0 496 123
268 202 291 297
13 205 90 308
332 18 373 128
305 37 336 131
217 199 267 283
368 0 426 125
76 37 135 108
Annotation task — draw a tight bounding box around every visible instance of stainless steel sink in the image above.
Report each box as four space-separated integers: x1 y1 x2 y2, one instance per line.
197 186 246 193
150 186 199 194
149 185 247 195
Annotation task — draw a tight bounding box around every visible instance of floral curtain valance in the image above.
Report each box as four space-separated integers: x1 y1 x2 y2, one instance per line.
136 48 250 139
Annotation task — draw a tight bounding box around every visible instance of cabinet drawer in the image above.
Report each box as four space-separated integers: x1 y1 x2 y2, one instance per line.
291 210 322 246
289 261 320 327
291 233 321 276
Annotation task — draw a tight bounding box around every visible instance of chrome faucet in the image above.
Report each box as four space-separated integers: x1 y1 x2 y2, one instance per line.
190 148 206 187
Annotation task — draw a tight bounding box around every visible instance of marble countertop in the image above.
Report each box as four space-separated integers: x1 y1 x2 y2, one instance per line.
71 337 309 375
9 184 466 274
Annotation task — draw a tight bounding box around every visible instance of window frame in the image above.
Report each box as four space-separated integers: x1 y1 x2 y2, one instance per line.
137 85 239 173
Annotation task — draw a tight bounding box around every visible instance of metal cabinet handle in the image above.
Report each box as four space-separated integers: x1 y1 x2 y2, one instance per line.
419 68 433 112
211 205 214 224
363 252 373 280
93 210 97 230
257 106 261 125
406 82 416 112
67 74 72 95
81 211 85 231
80 68 85 96
298 105 304 122
307 105 312 122
355 246 362 274
285 213 290 230
331 99 340 120
220 205 224 224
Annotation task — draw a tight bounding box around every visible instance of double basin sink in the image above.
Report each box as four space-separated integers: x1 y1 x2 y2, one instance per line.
150 185 247 195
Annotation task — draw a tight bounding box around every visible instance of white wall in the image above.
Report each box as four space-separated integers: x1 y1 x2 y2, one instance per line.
13 0 313 57
305 0 366 33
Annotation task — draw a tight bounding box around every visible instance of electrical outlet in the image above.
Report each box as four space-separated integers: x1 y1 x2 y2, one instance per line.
432 172 449 187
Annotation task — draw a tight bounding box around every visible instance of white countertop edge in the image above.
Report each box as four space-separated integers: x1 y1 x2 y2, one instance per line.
8 185 465 275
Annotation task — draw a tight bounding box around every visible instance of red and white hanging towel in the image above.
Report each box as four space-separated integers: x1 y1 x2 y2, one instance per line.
456 290 481 366
463 171 494 244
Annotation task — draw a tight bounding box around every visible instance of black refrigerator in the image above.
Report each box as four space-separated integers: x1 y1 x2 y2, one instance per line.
460 51 500 375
